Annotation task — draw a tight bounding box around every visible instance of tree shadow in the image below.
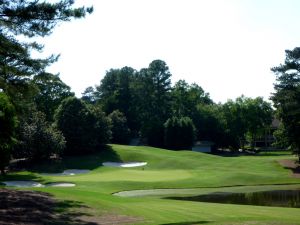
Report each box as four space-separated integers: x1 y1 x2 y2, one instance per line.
213 150 291 158
0 172 44 183
11 145 121 173
160 221 212 225
211 150 245 157
278 159 300 176
0 188 97 225
97 145 123 163
256 152 292 157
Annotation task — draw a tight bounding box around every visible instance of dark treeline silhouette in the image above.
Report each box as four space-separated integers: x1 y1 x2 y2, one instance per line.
81 59 273 151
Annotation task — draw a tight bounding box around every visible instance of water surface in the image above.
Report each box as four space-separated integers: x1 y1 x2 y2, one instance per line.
167 190 300 208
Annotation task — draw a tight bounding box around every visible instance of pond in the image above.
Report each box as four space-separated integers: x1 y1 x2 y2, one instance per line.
167 190 300 208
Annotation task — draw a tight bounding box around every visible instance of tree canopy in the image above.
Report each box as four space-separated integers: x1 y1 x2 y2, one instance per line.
271 47 300 159
54 97 111 155
0 92 17 174
33 72 74 121
164 116 196 150
15 110 65 160
108 110 130 145
0 0 92 113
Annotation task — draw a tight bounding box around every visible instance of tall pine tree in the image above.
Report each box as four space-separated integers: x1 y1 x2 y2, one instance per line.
271 47 300 160
0 0 92 113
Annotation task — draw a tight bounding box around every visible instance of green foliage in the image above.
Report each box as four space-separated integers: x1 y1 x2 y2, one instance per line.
271 47 300 159
171 80 213 117
170 80 221 147
193 104 226 147
0 0 92 114
164 116 196 150
0 92 17 174
81 86 96 104
55 97 111 155
0 0 93 37
272 124 290 149
90 60 273 151
138 60 173 146
90 106 112 146
95 67 139 133
221 96 273 150
95 60 173 146
243 97 273 148
140 60 172 121
108 110 130 144
33 72 74 121
14 110 65 160
0 29 40 115
143 120 165 147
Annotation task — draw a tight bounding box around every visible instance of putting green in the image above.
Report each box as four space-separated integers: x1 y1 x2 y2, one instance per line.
51 169 192 182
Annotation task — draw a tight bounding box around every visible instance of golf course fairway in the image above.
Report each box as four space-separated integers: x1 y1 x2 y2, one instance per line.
1 144 300 225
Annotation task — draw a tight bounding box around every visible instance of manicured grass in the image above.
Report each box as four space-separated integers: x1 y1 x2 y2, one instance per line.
1 144 300 224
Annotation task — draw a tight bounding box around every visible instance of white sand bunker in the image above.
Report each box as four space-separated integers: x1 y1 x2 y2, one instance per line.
42 169 90 176
2 181 44 187
102 162 147 168
46 182 75 187
2 181 76 188
61 169 90 175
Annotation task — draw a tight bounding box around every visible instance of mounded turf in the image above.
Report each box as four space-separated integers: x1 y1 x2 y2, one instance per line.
1 144 300 224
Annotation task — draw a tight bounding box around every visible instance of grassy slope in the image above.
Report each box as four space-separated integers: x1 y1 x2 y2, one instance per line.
1 144 300 225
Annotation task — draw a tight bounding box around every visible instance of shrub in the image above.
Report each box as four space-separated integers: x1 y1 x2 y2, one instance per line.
164 116 196 150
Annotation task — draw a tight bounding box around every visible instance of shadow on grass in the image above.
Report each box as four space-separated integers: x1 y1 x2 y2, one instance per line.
214 150 291 158
256 152 292 157
278 159 300 177
0 172 44 183
0 188 96 225
161 221 212 225
12 145 122 173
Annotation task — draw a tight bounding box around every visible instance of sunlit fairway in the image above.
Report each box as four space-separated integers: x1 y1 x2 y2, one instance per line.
1 144 300 225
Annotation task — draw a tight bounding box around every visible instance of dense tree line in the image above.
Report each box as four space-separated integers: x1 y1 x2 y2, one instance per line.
0 0 93 173
3 0 298 174
85 60 273 151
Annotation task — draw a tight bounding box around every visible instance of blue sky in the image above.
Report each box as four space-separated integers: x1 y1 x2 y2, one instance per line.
34 0 300 103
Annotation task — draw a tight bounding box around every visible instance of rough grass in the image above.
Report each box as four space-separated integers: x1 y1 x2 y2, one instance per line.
1 144 300 225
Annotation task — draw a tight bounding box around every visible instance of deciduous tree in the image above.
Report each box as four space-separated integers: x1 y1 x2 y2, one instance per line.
14 110 65 160
55 97 111 155
108 110 130 144
0 93 17 174
164 116 195 150
171 80 213 117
